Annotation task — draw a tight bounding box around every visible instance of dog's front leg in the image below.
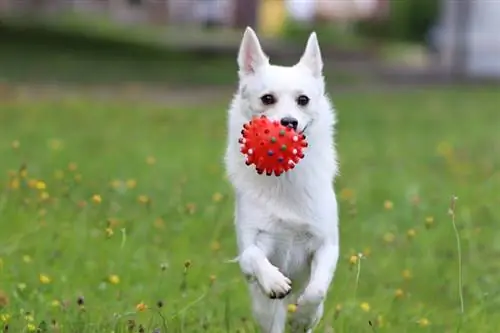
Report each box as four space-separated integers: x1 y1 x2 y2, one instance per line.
235 196 292 299
290 240 339 332
239 244 292 299
235 198 291 333
239 241 291 333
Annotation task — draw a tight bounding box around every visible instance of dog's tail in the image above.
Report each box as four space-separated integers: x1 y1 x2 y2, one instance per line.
224 256 239 264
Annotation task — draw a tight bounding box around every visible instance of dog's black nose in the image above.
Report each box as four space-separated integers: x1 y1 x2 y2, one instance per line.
280 117 298 130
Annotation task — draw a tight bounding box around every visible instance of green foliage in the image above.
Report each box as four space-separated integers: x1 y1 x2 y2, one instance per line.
356 0 440 42
280 19 367 51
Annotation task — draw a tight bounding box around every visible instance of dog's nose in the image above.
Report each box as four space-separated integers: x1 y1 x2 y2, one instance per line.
280 117 298 130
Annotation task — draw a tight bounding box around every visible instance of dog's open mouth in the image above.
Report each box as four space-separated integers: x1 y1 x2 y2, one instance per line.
299 121 312 135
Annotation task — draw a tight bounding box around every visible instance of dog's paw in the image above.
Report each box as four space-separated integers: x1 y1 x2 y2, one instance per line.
257 266 292 299
297 284 326 308
289 287 325 333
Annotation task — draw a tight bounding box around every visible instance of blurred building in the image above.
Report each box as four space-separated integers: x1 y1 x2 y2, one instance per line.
0 0 388 34
433 0 500 78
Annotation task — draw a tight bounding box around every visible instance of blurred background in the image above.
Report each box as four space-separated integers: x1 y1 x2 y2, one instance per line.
0 0 498 92
1 1 500 332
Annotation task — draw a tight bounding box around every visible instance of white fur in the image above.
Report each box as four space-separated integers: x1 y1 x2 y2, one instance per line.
224 27 340 333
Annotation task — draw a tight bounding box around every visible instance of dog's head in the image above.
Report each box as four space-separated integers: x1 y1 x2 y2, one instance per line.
234 27 331 137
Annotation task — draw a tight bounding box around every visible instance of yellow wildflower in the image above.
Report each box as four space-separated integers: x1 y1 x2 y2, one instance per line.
39 274 51 284
136 301 147 312
376 315 384 328
27 323 36 332
212 192 223 203
339 188 355 201
210 241 221 252
0 314 11 323
436 141 453 157
91 194 102 204
11 140 20 149
105 228 114 238
126 179 137 189
68 162 78 171
108 274 120 284
9 178 19 190
425 216 434 229
402 269 412 280
154 217 165 229
48 139 63 150
28 179 38 188
287 304 297 313
35 181 46 190
395 288 405 298
349 255 358 265
110 179 122 189
407 228 417 239
383 200 393 210
360 302 370 312
0 290 9 307
185 203 196 214
137 195 150 204
383 232 395 243
417 318 430 327
54 170 64 180
19 168 28 178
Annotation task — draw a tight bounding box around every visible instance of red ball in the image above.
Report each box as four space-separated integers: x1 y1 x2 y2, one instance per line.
239 115 308 176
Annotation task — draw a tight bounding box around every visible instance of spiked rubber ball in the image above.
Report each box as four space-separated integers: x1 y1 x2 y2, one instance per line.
239 115 308 176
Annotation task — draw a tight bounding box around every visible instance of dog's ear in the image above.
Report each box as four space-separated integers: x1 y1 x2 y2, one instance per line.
237 27 268 76
297 32 323 78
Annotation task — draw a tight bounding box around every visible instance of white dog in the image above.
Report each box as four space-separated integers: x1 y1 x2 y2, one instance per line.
224 27 340 333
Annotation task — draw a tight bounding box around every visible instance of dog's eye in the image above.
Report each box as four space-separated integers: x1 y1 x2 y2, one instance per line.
260 94 276 105
297 95 310 106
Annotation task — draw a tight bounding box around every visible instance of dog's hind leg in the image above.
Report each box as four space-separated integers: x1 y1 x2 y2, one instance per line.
249 283 287 333
288 301 323 333
290 242 339 332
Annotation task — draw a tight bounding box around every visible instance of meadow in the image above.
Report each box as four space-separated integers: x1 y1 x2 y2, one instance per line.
0 84 499 333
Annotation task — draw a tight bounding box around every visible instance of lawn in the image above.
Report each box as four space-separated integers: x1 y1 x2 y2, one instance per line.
0 86 499 333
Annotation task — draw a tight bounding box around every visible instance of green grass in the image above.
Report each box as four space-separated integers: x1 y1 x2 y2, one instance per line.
1 86 499 332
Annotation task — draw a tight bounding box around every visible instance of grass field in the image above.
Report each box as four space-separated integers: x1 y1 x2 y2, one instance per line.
0 85 499 333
